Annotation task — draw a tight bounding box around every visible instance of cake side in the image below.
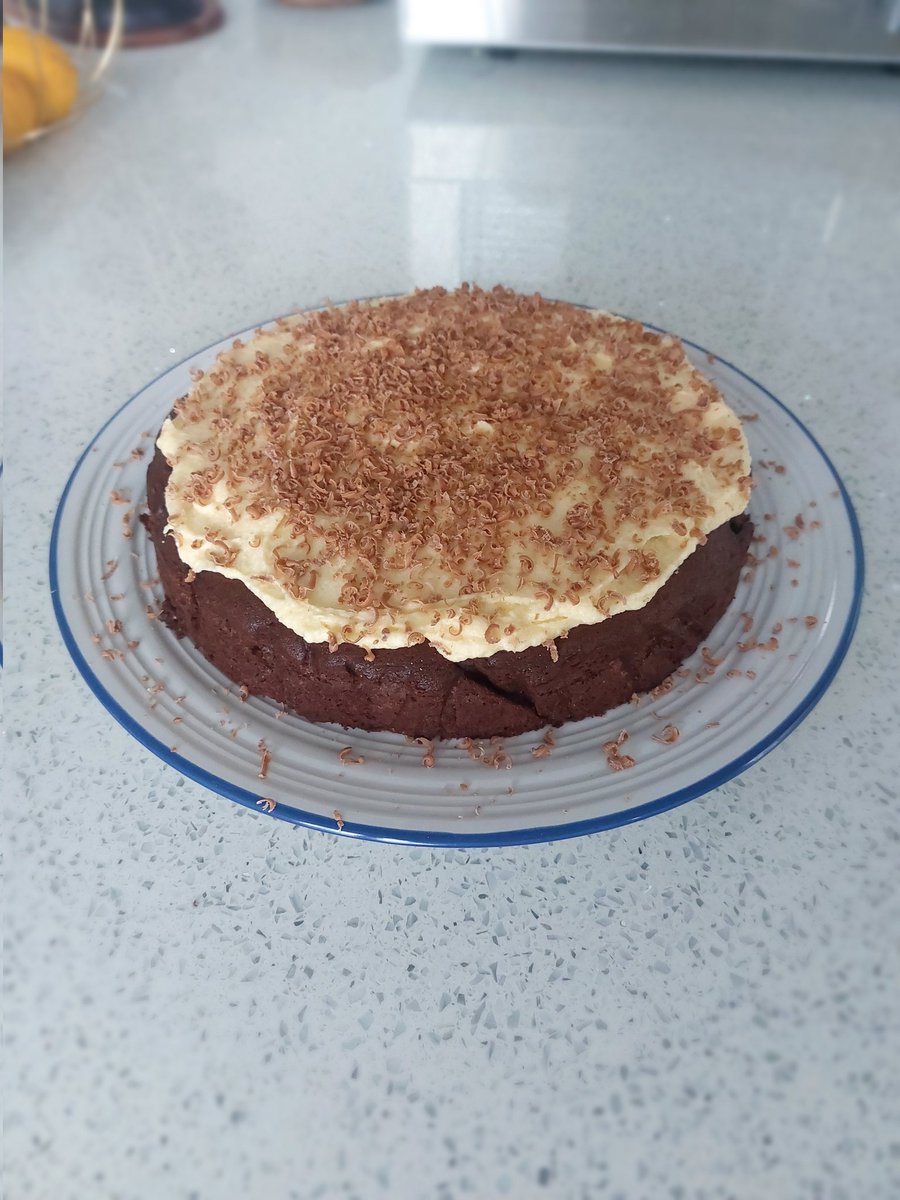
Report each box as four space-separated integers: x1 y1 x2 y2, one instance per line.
146 447 752 739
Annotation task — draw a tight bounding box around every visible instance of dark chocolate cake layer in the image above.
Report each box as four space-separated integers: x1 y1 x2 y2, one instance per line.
146 448 752 739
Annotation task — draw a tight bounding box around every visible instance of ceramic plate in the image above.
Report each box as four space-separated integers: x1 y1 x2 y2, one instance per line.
50 312 863 845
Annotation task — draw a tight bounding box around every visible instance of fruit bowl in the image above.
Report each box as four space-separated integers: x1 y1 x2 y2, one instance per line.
3 1 122 154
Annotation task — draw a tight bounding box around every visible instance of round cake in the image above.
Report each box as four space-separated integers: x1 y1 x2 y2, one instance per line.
145 286 753 738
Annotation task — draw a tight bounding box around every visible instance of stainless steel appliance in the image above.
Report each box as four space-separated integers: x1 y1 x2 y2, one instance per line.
399 0 900 64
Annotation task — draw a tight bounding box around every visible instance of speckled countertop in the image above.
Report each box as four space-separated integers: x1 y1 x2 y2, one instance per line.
5 4 900 1198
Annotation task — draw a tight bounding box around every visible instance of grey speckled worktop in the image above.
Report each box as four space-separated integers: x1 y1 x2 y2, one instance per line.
4 4 900 1197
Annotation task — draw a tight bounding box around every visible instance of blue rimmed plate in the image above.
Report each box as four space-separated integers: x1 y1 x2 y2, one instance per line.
49 312 863 845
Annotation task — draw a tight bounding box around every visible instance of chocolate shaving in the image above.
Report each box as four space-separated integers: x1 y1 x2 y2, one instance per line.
257 739 272 780
415 737 436 769
652 724 680 745
531 728 557 760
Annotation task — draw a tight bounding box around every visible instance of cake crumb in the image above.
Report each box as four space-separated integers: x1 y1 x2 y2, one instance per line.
705 721 720 729
804 615 818 628
101 559 118 581
333 810 345 831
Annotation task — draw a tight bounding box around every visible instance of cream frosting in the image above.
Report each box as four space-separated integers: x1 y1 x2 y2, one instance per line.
158 287 751 662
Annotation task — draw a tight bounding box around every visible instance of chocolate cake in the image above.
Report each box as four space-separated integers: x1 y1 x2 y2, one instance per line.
146 286 753 739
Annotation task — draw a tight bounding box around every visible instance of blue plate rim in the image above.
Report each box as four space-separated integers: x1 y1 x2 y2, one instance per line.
48 310 865 847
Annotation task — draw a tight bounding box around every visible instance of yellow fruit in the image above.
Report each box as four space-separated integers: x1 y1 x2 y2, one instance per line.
3 25 78 126
3 67 39 151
